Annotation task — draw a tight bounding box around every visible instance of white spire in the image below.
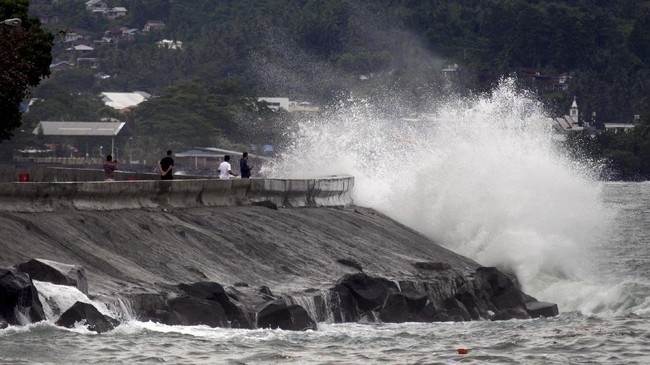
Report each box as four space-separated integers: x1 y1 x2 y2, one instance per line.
570 96 578 123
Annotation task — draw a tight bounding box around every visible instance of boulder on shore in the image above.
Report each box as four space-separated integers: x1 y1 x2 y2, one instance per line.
16 258 88 295
55 301 118 333
257 300 317 331
0 267 46 325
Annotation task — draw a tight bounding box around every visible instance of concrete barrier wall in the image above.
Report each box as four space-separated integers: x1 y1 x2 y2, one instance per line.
0 176 354 212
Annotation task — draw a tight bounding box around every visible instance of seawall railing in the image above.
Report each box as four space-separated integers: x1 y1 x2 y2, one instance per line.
0 167 354 212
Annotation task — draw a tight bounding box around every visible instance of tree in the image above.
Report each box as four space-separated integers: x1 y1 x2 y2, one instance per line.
0 0 53 141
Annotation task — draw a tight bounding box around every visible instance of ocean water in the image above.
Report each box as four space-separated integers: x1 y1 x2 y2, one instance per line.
2 80 649 364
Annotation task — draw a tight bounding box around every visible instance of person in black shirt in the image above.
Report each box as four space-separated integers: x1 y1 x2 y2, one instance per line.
240 151 253 178
103 154 120 181
159 150 174 180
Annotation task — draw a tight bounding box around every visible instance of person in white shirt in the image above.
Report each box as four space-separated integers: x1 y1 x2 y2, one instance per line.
218 155 238 179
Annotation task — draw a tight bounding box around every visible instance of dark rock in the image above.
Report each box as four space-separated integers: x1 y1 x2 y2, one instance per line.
338 273 399 312
337 258 363 272
474 267 528 310
525 301 559 318
55 301 118 333
455 291 481 320
379 292 428 323
0 267 46 325
127 293 168 322
259 285 274 297
0 317 7 329
412 261 452 271
492 286 528 310
166 296 229 327
442 298 471 321
251 200 278 210
417 302 441 322
177 282 253 328
257 300 317 331
328 284 358 322
492 306 530 320
16 259 88 295
233 282 249 287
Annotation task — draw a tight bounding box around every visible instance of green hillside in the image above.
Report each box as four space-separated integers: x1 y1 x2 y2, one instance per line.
2 0 650 178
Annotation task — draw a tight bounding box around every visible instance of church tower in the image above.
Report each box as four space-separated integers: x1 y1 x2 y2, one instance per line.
570 96 579 124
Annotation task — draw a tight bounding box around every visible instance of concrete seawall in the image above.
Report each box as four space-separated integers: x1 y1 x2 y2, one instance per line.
0 166 559 329
0 176 354 212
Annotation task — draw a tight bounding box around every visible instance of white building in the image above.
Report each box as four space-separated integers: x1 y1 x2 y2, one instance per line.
258 97 289 111
257 97 320 113
604 123 636 134
552 97 583 135
156 39 183 50
100 91 150 111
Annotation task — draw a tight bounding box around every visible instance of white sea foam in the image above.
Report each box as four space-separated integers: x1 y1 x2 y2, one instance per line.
263 78 647 316
33 280 116 320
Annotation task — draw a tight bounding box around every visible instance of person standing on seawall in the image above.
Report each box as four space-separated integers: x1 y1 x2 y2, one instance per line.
219 155 238 179
159 150 174 180
239 151 253 178
103 154 120 181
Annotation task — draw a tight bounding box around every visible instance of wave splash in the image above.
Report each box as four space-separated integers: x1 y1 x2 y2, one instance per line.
264 79 647 316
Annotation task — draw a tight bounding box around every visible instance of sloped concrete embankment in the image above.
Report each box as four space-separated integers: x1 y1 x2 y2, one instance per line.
0 175 557 332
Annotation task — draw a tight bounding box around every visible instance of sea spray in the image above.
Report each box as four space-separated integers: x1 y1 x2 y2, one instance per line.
263 78 638 315
34 281 123 321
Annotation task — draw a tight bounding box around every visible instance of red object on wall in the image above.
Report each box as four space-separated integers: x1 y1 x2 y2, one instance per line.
18 173 30 182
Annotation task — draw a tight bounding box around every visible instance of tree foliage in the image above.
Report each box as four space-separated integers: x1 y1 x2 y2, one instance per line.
0 0 53 141
10 0 650 178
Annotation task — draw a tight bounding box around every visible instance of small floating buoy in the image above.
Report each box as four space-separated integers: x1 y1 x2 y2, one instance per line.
457 348 469 355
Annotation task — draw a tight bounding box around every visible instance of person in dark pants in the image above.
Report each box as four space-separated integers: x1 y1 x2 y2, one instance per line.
159 150 174 180
239 151 254 178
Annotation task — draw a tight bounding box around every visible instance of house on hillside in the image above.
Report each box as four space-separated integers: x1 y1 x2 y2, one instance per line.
553 72 572 91
77 57 100 69
104 7 127 19
604 115 639 134
107 26 139 40
441 64 460 73
143 21 166 32
121 28 139 40
66 44 94 55
85 0 107 11
258 97 289 111
156 39 183 50
604 123 636 134
257 97 320 113
93 37 118 48
37 13 60 24
62 30 89 44
50 61 75 72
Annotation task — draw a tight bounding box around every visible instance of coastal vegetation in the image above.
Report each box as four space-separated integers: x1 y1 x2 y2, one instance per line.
1 0 649 178
0 0 53 141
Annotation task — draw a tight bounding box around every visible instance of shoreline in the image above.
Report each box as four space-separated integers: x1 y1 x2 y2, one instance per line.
0 173 558 331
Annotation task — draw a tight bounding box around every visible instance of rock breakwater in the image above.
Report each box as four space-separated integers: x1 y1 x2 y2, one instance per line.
0 204 557 332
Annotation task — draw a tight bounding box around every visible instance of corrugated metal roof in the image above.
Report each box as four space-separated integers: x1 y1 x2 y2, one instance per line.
33 121 125 136
100 91 150 110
